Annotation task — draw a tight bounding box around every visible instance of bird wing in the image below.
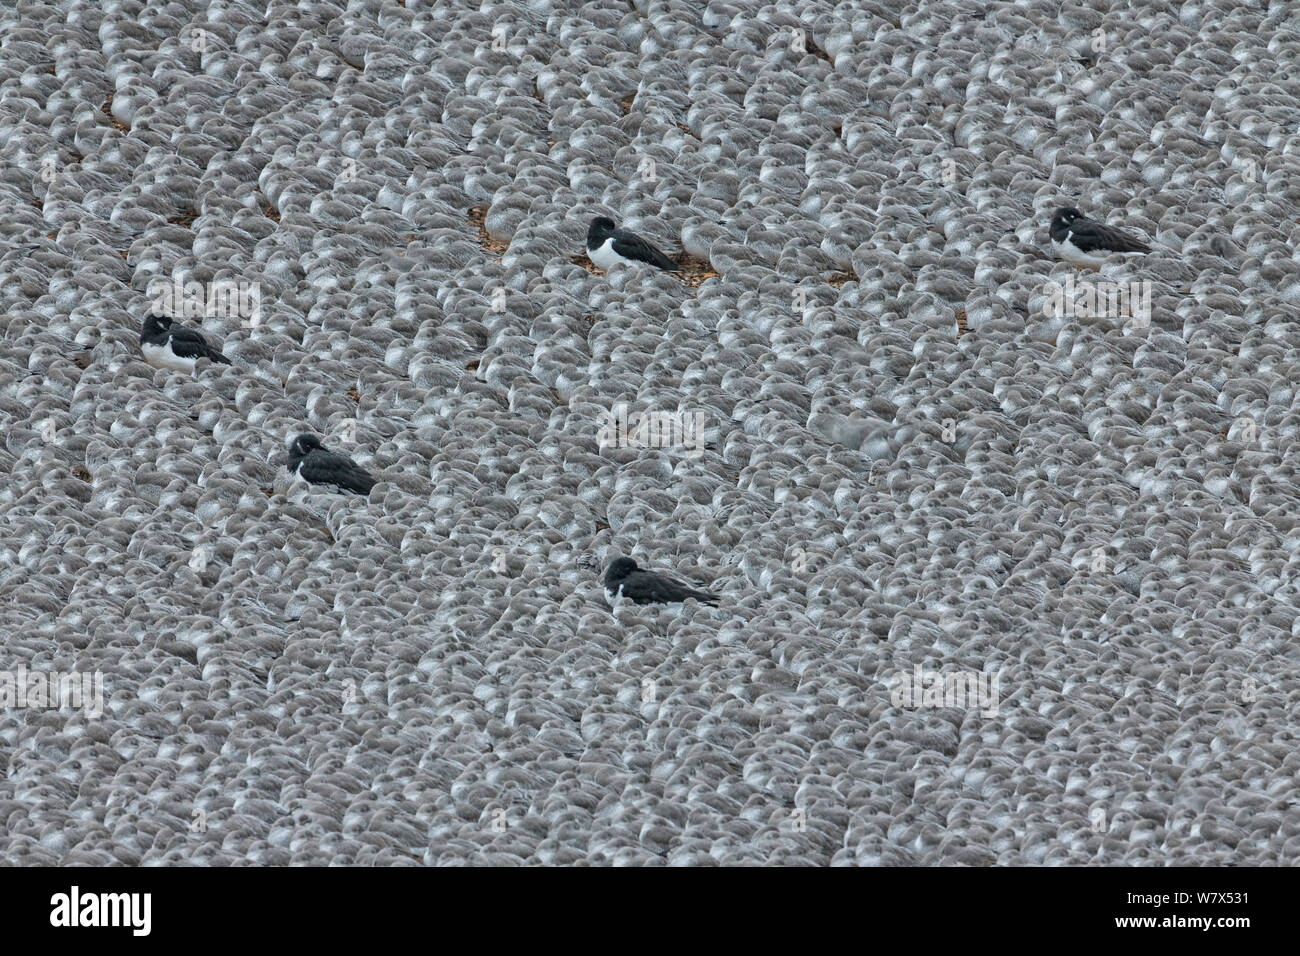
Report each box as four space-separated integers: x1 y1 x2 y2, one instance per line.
611 231 679 271
621 570 688 603
301 450 376 495
689 587 720 606
1070 218 1150 254
622 570 717 604
170 328 231 364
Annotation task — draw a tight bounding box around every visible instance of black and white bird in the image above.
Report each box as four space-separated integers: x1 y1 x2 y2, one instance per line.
286 433 376 496
604 557 719 606
1049 207 1151 267
140 313 232 373
586 216 679 272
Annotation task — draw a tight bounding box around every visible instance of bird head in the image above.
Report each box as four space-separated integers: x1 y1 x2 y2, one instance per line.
587 216 616 245
604 556 638 584
1051 207 1082 230
287 433 323 471
142 313 172 337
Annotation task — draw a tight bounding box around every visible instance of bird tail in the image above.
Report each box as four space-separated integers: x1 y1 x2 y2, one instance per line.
693 590 720 606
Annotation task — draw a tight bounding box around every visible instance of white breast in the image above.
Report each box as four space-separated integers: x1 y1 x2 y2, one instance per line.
1052 234 1106 267
141 339 196 373
588 237 622 270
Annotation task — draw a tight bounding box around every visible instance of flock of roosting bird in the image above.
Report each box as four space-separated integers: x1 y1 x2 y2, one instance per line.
138 208 1154 608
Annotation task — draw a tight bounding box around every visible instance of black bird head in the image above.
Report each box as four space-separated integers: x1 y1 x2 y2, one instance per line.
604 557 638 586
587 216 616 246
287 433 324 473
140 312 172 342
1051 207 1082 231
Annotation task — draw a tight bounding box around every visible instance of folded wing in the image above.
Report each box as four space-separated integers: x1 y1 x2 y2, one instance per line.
612 231 679 271
170 328 232 365
1071 219 1150 255
623 570 719 605
301 450 376 495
